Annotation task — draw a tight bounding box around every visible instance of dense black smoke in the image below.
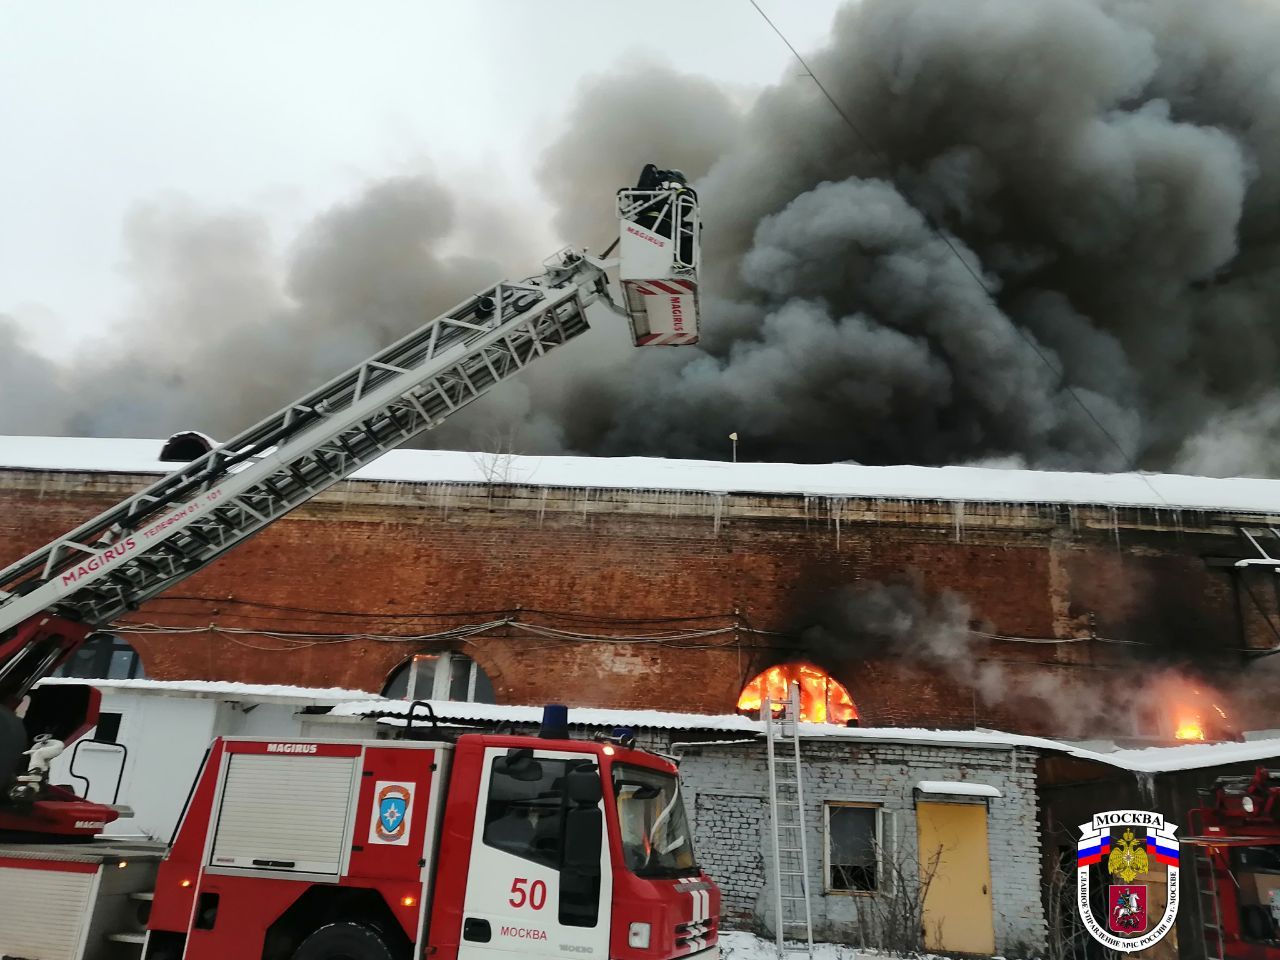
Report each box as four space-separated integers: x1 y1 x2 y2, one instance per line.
551 0 1280 473
8 1 1280 475
800 578 1245 738
576 0 1280 473
795 578 1108 732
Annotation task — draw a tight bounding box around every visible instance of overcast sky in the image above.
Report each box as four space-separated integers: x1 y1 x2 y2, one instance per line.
0 1 843 357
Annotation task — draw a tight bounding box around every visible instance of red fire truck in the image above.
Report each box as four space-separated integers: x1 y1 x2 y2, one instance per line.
1 716 720 960
0 169 719 960
1186 767 1280 959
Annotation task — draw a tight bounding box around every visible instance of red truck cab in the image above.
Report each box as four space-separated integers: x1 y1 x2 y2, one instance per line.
141 728 719 960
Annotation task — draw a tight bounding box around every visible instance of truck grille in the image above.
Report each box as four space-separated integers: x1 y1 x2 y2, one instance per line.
675 918 717 952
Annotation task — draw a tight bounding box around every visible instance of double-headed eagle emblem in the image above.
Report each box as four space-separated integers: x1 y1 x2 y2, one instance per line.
1107 828 1149 883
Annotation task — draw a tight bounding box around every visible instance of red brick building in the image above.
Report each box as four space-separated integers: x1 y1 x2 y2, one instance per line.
2 437 1278 738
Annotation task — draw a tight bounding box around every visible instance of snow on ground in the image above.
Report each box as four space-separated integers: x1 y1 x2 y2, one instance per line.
3 434 1280 513
718 930 971 960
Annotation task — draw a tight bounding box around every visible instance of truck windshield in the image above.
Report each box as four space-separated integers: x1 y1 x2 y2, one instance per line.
612 764 698 878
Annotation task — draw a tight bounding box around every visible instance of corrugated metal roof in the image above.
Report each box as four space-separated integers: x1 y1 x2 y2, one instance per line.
41 679 1280 774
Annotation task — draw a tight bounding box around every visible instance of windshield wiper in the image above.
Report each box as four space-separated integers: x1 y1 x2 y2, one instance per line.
659 835 687 855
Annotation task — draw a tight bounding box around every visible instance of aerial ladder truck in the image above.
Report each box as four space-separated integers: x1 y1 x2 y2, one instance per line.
0 169 719 960
1185 767 1280 959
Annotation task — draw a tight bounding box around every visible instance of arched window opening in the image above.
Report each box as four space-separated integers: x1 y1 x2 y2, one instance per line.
737 662 857 725
382 651 495 704
55 634 145 681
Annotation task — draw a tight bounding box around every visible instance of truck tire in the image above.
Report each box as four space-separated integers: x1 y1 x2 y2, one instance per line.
0 706 26 794
292 922 400 960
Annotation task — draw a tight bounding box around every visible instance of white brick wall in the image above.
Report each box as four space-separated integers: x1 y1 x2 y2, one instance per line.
669 738 1047 954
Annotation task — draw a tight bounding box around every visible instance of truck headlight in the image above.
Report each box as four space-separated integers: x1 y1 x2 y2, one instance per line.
1243 795 1256 813
628 922 651 949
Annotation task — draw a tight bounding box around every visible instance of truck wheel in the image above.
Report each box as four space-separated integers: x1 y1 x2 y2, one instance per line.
0 706 26 794
292 922 400 960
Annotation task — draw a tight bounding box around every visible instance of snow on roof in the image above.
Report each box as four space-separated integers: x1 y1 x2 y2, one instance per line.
2 434 1280 514
330 699 1086 752
330 698 764 733
38 676 376 706
37 680 1280 773
916 780 1002 798
1065 738 1280 775
331 698 1054 749
339 698 1280 773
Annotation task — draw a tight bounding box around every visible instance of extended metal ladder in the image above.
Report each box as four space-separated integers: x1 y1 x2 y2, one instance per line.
764 683 814 958
1191 844 1226 960
0 250 611 643
1185 802 1227 960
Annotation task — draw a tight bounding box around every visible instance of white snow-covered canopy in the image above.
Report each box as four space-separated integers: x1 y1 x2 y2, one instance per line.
38 676 374 707
916 780 1002 798
331 697 1280 774
35 679 1280 774
2 435 1280 513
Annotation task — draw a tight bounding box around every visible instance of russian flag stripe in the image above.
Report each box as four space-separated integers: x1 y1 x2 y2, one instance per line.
1077 836 1111 867
1147 837 1179 866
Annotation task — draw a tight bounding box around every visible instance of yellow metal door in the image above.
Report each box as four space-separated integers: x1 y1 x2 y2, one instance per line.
916 801 995 954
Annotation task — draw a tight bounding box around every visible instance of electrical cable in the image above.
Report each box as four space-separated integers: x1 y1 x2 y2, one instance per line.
152 594 733 625
970 629 1149 646
116 611 1176 655
746 1 1171 506
114 617 752 650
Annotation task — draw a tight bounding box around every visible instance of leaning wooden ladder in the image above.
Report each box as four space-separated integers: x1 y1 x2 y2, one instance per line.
764 683 814 958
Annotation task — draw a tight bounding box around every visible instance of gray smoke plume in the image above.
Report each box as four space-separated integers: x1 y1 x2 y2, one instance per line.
800 578 1241 738
8 2 1280 476
554 0 1280 473
2 177 508 441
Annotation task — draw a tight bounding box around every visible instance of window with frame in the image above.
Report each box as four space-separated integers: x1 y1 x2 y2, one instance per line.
54 633 145 680
381 651 495 703
825 802 880 893
483 756 572 869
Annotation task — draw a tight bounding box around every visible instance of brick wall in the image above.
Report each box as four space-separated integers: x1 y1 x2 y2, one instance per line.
2 467 1276 736
675 737 1047 954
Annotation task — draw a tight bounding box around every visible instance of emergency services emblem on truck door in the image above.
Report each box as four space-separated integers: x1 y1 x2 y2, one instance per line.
1077 809 1180 951
370 781 414 845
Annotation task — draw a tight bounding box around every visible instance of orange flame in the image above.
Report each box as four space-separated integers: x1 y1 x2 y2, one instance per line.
1174 717 1206 741
737 662 857 725
1149 674 1233 742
